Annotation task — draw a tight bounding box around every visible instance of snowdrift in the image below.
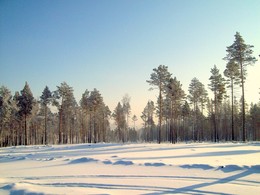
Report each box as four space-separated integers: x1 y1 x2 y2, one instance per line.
0 142 260 194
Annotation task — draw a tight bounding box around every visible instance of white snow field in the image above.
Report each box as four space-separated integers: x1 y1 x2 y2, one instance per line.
0 143 260 195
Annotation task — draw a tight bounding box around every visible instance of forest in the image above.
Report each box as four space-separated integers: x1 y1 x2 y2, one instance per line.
1 32 260 147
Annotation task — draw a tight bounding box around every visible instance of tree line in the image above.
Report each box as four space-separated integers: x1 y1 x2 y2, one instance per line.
1 32 259 147
0 81 140 147
143 32 259 143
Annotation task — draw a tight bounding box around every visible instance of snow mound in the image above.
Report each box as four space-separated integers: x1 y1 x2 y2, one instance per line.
103 160 113 164
180 164 214 170
69 157 98 164
113 160 134 166
251 165 260 172
217 164 260 173
222 165 244 172
2 183 44 195
144 162 166 167
0 155 27 163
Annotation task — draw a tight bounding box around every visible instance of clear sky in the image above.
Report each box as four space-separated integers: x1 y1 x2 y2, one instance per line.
1 0 260 127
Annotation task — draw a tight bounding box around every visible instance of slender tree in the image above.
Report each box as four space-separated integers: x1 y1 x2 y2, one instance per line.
224 32 257 141
80 90 90 143
0 86 12 146
89 89 104 143
198 82 208 141
166 77 185 143
188 78 206 140
122 94 131 141
141 105 148 141
113 102 126 142
53 82 75 144
132 115 138 130
208 65 226 142
17 82 34 145
100 104 111 142
40 86 52 145
224 61 240 141
13 92 21 145
181 101 190 141
147 65 171 143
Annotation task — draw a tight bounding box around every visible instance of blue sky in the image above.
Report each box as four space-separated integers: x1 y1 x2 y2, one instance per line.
1 0 260 127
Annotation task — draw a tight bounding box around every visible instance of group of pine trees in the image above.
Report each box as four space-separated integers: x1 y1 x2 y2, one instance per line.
1 32 259 147
0 81 139 147
0 82 111 147
143 32 259 143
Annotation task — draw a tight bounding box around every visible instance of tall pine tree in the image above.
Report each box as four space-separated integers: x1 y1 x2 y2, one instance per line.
224 32 257 141
147 65 171 143
209 65 226 142
18 82 34 145
166 77 185 143
224 61 240 141
40 86 52 145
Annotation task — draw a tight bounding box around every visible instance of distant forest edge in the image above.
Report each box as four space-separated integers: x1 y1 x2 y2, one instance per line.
1 32 260 147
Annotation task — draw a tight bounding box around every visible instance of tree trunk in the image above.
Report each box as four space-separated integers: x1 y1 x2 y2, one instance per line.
45 105 47 145
58 108 62 144
24 114 27 145
88 113 92 143
231 80 235 141
103 114 106 142
170 102 175 144
214 94 217 143
93 109 97 143
240 62 246 142
158 88 162 144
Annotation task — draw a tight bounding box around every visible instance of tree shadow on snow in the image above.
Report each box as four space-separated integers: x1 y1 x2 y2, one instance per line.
127 149 260 161
144 166 260 195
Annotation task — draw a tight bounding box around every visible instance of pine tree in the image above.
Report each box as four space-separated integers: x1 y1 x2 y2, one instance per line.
18 82 34 145
80 89 110 143
224 32 257 141
166 77 185 143
0 86 12 146
147 65 171 143
141 105 148 141
198 82 208 141
122 94 131 141
89 89 104 143
113 102 126 142
181 101 190 141
141 100 155 142
100 104 111 142
40 86 52 145
12 92 21 145
249 103 260 141
188 78 207 140
224 61 240 141
80 89 90 143
53 82 75 144
208 65 226 142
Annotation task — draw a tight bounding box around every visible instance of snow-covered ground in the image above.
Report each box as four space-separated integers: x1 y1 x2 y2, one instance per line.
0 142 260 195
